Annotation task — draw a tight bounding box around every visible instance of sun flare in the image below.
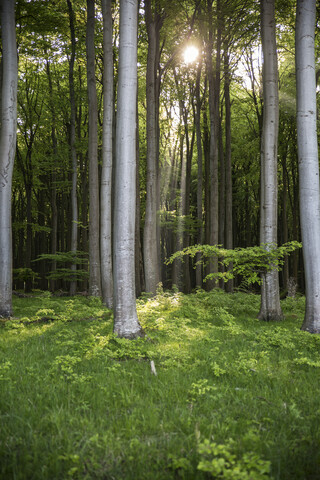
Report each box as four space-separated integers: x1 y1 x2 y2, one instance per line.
183 45 199 64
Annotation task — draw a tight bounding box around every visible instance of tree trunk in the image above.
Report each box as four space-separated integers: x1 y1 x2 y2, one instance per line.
258 0 282 321
183 107 194 294
143 0 161 294
135 94 144 297
281 148 289 292
100 0 113 307
296 0 320 333
224 48 233 293
67 0 79 296
195 61 203 289
218 106 225 290
0 0 17 316
206 0 220 289
113 0 143 338
86 0 101 296
25 180 33 292
172 121 185 291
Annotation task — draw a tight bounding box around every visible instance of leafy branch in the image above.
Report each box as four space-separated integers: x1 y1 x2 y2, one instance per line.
166 241 302 285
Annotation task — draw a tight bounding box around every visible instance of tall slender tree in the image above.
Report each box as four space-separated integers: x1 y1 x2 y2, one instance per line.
143 0 162 294
195 59 203 289
0 0 18 316
224 46 233 293
296 0 320 333
67 0 78 296
258 0 282 321
206 0 221 289
86 0 101 296
100 0 113 308
113 0 143 338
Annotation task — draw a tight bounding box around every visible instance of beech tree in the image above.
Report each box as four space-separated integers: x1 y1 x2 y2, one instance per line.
206 0 221 288
100 0 113 308
258 0 282 321
86 0 101 296
0 0 18 316
296 0 320 333
113 0 143 338
143 0 162 295
67 0 78 296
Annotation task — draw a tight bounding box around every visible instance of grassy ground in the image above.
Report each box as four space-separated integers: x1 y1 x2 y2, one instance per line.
0 289 319 479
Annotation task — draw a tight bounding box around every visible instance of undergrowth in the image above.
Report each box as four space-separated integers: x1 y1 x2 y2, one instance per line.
0 290 319 479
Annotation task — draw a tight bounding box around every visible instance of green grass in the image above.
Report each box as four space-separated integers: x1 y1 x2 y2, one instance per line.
0 289 319 479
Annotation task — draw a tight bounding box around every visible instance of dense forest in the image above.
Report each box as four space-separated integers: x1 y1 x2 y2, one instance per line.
1 0 320 335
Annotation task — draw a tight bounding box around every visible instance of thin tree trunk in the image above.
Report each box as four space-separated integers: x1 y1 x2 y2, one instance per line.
100 0 113 307
218 106 225 290
135 96 143 297
172 122 185 291
281 150 289 291
183 110 194 294
224 48 233 293
25 180 32 292
113 0 143 338
296 0 320 333
258 0 282 321
143 0 161 294
67 0 78 296
86 0 101 296
50 172 58 292
206 0 220 289
0 0 17 316
195 60 203 289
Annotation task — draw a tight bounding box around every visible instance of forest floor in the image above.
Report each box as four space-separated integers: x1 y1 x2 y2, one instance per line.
0 289 319 479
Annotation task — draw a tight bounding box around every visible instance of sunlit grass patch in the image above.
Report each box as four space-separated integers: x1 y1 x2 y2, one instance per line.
0 289 319 479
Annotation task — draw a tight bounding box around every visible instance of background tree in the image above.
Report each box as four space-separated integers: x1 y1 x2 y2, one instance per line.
86 0 101 297
67 0 79 296
143 0 163 295
100 0 113 308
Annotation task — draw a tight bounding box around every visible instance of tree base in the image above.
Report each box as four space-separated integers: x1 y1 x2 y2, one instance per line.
258 310 283 322
113 321 145 339
301 317 320 334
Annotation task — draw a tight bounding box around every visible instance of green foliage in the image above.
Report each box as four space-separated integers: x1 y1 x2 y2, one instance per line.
0 290 319 479
167 242 302 286
34 251 88 282
198 439 271 479
13 268 40 284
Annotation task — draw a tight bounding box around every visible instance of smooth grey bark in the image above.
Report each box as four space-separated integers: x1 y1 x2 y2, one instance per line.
0 0 17 316
195 60 203 289
296 0 320 333
171 124 185 290
171 71 187 291
143 0 161 294
100 0 113 308
113 0 143 338
135 104 144 297
86 0 101 296
182 99 194 294
44 57 58 292
280 140 289 291
67 0 78 296
258 0 283 321
224 48 233 293
218 106 225 290
206 0 220 289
